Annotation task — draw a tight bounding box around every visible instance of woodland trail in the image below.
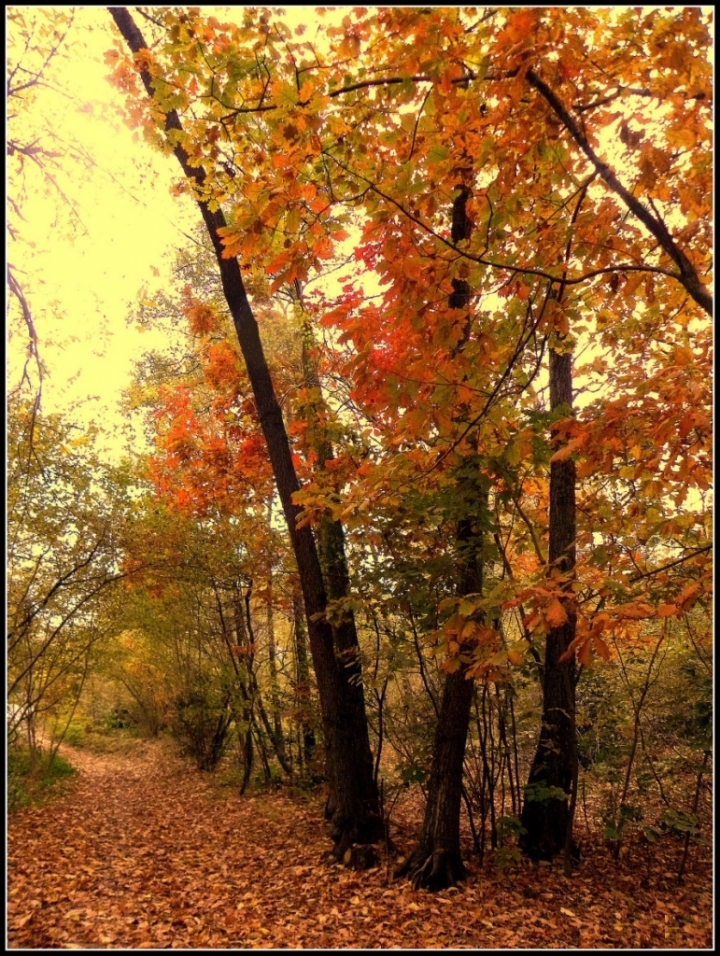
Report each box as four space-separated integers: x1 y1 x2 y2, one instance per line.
7 739 712 949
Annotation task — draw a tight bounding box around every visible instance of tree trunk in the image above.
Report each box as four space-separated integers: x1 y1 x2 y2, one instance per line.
520 347 579 861
263 538 285 761
397 511 485 890
298 311 377 831
292 578 316 769
109 8 381 859
213 580 254 794
397 182 485 890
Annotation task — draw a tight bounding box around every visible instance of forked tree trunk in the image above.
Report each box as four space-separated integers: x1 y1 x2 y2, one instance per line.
520 347 579 861
109 7 381 859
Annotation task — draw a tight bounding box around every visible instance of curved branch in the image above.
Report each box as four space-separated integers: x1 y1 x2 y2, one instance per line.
525 68 712 317
628 544 712 583
324 153 686 289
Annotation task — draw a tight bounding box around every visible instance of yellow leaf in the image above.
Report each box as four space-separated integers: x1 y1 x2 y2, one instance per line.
508 638 529 663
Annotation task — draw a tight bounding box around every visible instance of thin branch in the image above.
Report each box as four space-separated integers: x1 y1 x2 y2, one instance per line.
628 544 712 583
324 153 680 288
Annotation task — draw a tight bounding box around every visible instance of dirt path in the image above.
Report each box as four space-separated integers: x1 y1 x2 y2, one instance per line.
7 740 712 949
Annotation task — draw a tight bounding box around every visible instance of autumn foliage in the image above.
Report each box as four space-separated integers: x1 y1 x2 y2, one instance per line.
6 4 712 937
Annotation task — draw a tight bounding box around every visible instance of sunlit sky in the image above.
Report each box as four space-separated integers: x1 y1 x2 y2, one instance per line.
6 6 334 460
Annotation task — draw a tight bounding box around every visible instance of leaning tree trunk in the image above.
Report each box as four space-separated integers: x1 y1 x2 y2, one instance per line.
520 345 579 861
109 8 381 860
397 183 486 890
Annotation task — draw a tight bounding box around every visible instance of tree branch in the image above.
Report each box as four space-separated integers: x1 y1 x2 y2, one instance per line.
628 544 712 583
525 68 712 317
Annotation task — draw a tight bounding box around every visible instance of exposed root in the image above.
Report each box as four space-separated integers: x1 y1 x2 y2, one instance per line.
325 809 383 870
395 847 466 892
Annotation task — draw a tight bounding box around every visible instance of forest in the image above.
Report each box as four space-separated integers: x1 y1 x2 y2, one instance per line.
7 6 713 949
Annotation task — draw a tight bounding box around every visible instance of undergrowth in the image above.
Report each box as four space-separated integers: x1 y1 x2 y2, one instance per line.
7 746 77 811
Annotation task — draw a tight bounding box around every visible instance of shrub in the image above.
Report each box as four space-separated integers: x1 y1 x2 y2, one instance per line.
171 681 233 771
7 745 76 811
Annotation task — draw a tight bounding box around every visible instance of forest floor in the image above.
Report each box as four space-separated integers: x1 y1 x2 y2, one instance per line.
7 737 712 949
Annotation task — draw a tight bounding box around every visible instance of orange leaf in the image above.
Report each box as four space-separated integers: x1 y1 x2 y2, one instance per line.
577 638 593 667
546 598 568 628
593 636 611 660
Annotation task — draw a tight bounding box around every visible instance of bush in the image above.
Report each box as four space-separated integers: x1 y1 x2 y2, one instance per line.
7 745 76 811
171 682 233 771
60 717 88 748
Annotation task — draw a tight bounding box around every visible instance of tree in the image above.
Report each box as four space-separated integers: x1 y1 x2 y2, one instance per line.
308 5 712 866
7 393 126 752
395 190 490 890
101 5 711 879
107 7 382 860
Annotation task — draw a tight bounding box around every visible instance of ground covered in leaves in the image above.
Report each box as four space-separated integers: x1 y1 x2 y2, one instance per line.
7 739 712 949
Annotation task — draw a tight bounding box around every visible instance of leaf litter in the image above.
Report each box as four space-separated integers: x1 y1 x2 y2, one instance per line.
7 739 711 949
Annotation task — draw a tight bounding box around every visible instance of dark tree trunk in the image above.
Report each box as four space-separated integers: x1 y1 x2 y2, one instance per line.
109 8 381 859
397 664 474 889
397 510 485 890
520 348 579 861
213 581 254 794
292 579 316 769
299 319 376 829
397 182 485 891
239 721 254 796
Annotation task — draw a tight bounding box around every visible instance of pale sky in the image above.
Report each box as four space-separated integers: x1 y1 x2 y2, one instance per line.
6 7 352 461
8 8 200 458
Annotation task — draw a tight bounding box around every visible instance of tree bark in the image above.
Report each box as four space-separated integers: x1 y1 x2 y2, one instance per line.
298 318 375 824
520 347 579 861
109 7 381 859
396 510 485 890
397 184 485 889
